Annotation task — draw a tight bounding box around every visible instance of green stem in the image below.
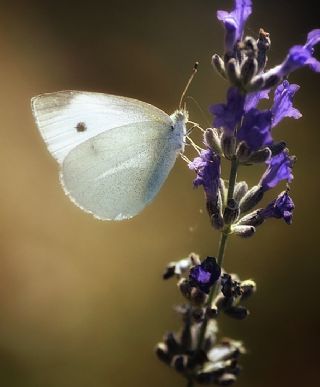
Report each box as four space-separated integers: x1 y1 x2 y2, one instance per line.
196 156 239 353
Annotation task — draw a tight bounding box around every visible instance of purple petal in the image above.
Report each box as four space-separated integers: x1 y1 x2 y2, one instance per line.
217 0 252 52
271 80 302 127
189 149 221 201
210 87 245 134
237 108 273 151
244 89 270 112
267 29 320 79
189 257 221 294
305 29 320 50
260 150 294 191
260 191 295 224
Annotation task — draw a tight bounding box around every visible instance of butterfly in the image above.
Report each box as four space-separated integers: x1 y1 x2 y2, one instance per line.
31 91 190 220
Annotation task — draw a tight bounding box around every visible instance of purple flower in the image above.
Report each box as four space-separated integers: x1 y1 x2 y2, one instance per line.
189 149 221 201
244 89 270 111
217 0 252 53
265 29 320 80
233 81 300 152
271 80 302 127
189 257 221 294
237 108 273 151
260 191 294 224
210 88 245 135
259 150 294 191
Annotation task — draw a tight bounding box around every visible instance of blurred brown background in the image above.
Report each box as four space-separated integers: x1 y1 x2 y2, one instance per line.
0 0 319 386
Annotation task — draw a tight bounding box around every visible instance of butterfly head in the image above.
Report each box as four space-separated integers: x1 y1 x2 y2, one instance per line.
170 109 188 152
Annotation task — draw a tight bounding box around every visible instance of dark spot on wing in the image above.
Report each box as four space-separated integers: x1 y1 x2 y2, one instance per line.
76 122 87 132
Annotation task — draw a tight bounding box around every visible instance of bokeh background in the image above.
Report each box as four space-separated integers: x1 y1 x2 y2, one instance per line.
0 0 319 386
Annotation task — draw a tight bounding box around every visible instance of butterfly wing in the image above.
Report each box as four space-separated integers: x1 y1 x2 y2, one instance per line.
31 91 171 163
60 120 180 220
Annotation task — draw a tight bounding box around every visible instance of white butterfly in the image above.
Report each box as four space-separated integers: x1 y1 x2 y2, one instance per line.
31 91 188 220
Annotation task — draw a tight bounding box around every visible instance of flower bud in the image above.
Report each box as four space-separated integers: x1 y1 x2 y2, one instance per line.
245 147 271 164
204 128 223 156
236 141 251 163
190 287 208 306
211 211 225 231
257 28 271 72
172 355 189 373
178 278 192 299
240 57 258 85
226 58 241 87
233 181 248 204
155 343 171 364
240 279 257 300
262 73 280 90
224 306 249 320
243 36 258 58
232 225 256 238
269 141 287 156
239 185 264 213
216 373 237 385
221 134 236 159
223 198 240 225
212 54 227 79
237 209 264 227
247 74 264 92
164 332 180 352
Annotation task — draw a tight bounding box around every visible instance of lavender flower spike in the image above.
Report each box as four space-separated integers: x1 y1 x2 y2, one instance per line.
260 150 294 191
217 0 252 54
260 191 295 224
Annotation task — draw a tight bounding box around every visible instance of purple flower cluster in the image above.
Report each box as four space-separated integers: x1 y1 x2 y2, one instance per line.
190 0 320 231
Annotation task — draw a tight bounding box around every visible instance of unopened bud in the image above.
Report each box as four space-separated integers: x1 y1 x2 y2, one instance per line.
163 264 175 280
224 306 249 320
240 279 257 300
219 179 228 205
211 211 225 230
178 278 192 299
234 181 248 204
239 185 264 213
172 355 189 373
223 199 240 225
237 209 265 227
236 141 251 163
204 128 222 155
262 73 280 90
212 54 227 79
226 58 241 87
222 134 236 159
232 225 256 238
257 28 271 72
155 343 171 364
245 147 271 164
241 57 258 85
243 36 258 58
217 373 237 385
247 75 264 92
164 332 180 352
269 141 286 156
190 287 208 306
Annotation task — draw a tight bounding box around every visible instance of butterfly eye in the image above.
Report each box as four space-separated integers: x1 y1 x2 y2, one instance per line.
171 125 175 131
76 122 87 132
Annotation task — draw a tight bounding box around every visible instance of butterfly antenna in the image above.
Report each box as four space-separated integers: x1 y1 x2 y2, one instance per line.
185 96 211 127
179 62 199 110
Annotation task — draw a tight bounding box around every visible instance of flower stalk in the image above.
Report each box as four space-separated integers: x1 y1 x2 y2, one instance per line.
156 1 319 385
